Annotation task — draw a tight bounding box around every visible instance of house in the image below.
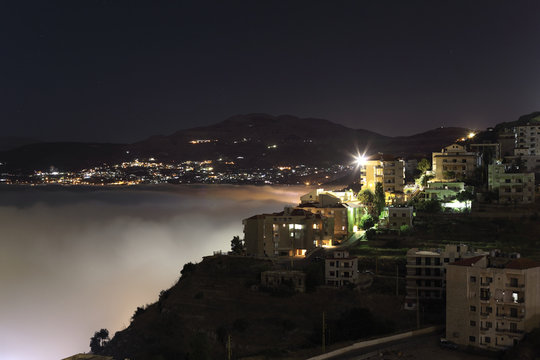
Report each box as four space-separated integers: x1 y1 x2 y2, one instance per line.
325 250 359 287
446 254 540 350
243 207 334 258
261 270 306 292
422 181 465 201
385 206 413 230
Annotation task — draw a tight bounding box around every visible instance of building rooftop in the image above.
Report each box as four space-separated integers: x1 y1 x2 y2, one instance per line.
505 258 540 270
450 255 485 267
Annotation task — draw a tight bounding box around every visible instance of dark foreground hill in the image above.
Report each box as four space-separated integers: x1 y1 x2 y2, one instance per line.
0 114 470 172
98 255 414 360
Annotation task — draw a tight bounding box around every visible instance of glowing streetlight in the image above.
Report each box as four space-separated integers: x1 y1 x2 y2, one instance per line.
468 132 476 139
355 154 367 167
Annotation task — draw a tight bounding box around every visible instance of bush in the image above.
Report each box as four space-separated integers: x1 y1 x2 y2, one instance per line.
360 214 375 230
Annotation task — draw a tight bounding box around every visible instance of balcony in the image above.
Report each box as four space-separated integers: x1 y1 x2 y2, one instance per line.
505 283 525 289
496 328 524 335
480 311 491 317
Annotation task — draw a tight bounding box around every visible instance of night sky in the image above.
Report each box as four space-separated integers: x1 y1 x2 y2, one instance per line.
2 1 540 143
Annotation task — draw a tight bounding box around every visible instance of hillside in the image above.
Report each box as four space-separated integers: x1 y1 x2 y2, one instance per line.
0 114 470 172
99 255 414 360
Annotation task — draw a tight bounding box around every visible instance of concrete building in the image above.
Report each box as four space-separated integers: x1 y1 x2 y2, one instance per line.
488 163 535 204
261 270 306 292
243 207 334 258
405 244 484 310
360 153 405 198
514 123 540 156
385 206 413 230
446 255 540 350
422 181 466 201
296 203 349 242
300 188 356 205
325 250 359 287
432 144 478 181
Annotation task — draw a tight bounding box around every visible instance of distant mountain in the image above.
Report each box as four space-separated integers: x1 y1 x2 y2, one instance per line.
0 136 42 151
0 113 471 172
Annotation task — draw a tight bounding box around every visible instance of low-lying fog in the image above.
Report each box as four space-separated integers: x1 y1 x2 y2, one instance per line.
0 185 306 360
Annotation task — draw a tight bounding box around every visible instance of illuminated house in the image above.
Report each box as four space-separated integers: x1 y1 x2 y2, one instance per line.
488 163 535 204
404 244 484 310
446 255 540 350
360 153 405 199
297 189 362 242
422 181 465 201
325 250 359 287
432 144 478 181
243 207 333 258
514 120 540 156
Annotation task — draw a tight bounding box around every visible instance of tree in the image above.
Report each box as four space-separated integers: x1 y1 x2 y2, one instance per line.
230 235 244 254
358 189 376 217
417 158 431 174
456 189 475 202
359 214 375 230
374 182 385 218
90 328 109 354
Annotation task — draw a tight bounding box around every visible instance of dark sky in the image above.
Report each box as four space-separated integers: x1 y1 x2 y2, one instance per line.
2 1 539 143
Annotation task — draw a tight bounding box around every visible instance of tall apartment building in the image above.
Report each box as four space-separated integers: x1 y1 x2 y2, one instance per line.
360 153 405 196
243 207 333 258
432 144 478 181
405 244 482 310
514 123 540 156
488 163 535 204
325 250 359 287
446 255 540 350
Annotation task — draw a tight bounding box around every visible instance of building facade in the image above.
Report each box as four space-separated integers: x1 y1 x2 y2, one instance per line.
360 153 405 196
488 163 535 204
422 181 465 201
432 144 478 181
405 244 482 310
385 206 413 230
446 255 540 350
325 250 359 287
261 270 306 292
243 207 334 258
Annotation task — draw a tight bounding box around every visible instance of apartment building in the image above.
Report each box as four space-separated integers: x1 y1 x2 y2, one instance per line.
325 250 359 287
360 153 405 196
243 207 334 258
300 188 356 205
514 123 540 156
405 244 483 310
446 255 540 350
296 203 349 242
488 163 535 204
432 144 478 181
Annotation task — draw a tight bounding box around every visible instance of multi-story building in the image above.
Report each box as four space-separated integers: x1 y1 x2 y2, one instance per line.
360 153 405 198
385 206 413 230
243 207 333 258
296 203 349 242
405 244 483 310
325 250 359 287
446 255 540 350
514 122 540 156
488 163 535 204
432 144 478 181
300 189 356 205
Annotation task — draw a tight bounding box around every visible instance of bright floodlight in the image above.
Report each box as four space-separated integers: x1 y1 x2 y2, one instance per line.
468 132 476 139
355 154 367 166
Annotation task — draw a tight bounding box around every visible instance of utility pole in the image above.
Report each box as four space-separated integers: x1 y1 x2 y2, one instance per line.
416 287 420 329
227 334 231 360
322 311 326 353
396 265 399 296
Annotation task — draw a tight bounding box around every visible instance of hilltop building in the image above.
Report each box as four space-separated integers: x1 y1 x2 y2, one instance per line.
297 189 363 242
360 153 405 201
325 250 359 287
432 144 479 181
421 181 465 201
405 244 486 310
488 163 535 204
446 254 540 350
243 207 333 258
382 206 413 230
